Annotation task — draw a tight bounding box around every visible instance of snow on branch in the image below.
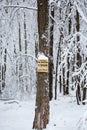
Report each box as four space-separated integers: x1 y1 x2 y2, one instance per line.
64 31 87 43
72 61 87 85
75 2 87 24
16 53 37 63
3 5 37 11
50 14 58 25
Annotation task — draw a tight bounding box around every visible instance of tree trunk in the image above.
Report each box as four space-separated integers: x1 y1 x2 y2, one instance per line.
75 10 82 105
49 4 54 101
33 0 49 129
19 23 22 51
65 0 72 95
82 87 86 105
2 48 7 92
76 80 81 105
63 66 66 95
66 55 69 94
54 7 62 99
54 38 61 99
82 75 87 105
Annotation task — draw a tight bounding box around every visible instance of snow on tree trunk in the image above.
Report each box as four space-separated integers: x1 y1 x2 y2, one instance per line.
33 0 49 129
75 9 82 105
49 3 54 100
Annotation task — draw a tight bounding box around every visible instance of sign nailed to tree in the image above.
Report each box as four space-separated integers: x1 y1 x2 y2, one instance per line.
37 59 48 72
37 53 49 73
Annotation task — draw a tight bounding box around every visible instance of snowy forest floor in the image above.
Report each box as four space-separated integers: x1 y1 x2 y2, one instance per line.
47 95 87 130
0 95 87 130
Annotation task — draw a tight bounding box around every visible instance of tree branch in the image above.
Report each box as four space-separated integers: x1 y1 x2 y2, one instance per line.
3 5 37 11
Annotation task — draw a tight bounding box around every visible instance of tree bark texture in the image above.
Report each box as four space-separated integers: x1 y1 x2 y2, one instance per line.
49 5 54 100
38 0 49 55
33 0 49 129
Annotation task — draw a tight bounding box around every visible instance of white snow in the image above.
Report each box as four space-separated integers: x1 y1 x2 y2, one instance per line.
38 52 48 60
76 3 87 24
47 95 86 130
0 95 87 130
0 98 35 130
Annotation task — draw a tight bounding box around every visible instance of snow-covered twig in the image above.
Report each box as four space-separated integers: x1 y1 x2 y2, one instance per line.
75 2 87 24
16 53 37 63
3 5 37 11
50 14 58 25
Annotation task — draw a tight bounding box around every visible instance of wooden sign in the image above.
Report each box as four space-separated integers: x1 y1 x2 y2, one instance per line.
37 59 48 72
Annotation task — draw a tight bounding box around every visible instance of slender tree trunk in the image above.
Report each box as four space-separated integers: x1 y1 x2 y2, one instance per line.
19 23 22 51
17 21 22 93
54 38 61 99
82 87 86 105
24 12 27 54
49 4 54 101
0 34 2 93
66 55 69 94
63 66 66 95
68 1 72 34
76 81 81 105
59 74 62 93
24 12 28 91
75 10 82 105
65 0 72 94
54 7 62 99
82 75 87 105
0 64 1 94
54 47 59 99
2 48 7 91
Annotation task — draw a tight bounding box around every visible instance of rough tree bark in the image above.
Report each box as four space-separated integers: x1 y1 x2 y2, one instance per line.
33 0 49 129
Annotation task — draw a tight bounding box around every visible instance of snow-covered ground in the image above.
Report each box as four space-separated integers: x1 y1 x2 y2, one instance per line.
0 98 35 130
47 95 87 130
0 95 87 130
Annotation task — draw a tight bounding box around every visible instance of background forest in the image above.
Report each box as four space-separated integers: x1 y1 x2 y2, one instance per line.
0 0 87 130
